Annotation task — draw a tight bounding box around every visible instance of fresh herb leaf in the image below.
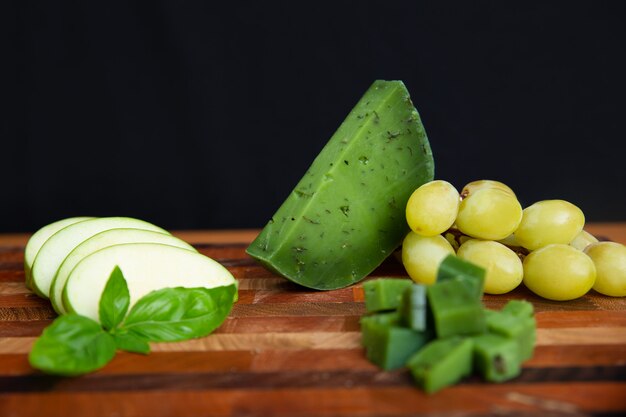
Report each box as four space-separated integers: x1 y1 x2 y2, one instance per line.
99 266 130 331
30 269 236 376
112 330 150 355
121 284 236 342
28 314 116 376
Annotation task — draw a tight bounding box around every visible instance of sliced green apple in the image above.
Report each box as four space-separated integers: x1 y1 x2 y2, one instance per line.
50 228 197 315
63 243 237 323
24 217 95 290
31 217 168 299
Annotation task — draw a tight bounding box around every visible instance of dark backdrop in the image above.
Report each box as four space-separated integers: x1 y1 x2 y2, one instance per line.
4 1 625 233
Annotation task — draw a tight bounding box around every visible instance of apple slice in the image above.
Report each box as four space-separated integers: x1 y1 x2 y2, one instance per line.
31 217 169 299
63 243 236 323
50 228 197 315
24 217 95 290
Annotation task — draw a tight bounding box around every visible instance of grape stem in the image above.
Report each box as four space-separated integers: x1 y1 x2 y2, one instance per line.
444 227 530 261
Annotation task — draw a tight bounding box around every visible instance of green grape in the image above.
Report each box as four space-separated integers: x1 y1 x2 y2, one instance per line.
402 232 455 285
523 244 596 301
514 200 585 250
460 179 516 199
584 242 626 297
457 239 523 295
455 188 522 240
570 230 599 251
406 180 459 237
498 233 522 248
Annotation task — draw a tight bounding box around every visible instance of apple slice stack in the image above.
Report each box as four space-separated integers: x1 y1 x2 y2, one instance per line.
25 217 236 322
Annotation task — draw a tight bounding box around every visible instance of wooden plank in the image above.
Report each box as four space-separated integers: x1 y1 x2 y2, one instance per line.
3 310 626 339
1 383 625 417
0 306 55 321
2 327 626 355
0 320 50 337
535 310 626 328
229 301 366 318
0 270 24 282
1 226 626 416
0 282 26 295
0 294 52 308
2 366 626 393
585 223 626 244
0 316 362 337
0 332 363 354
527 345 626 367
3 281 625 312
1 344 625 377
235 288 357 305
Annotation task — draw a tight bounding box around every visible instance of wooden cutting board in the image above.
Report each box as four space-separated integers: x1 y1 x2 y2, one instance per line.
1 226 625 417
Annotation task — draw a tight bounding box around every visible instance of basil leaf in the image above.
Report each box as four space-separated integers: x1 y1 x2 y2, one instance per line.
29 314 116 376
121 284 236 342
99 266 130 331
112 330 150 355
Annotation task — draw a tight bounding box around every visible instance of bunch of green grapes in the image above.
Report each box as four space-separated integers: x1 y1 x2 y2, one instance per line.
402 179 626 300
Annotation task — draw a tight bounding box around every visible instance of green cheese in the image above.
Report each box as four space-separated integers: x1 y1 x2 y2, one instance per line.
406 337 474 394
359 311 401 348
363 278 413 313
361 316 431 371
399 284 428 331
436 255 486 300
502 299 534 318
486 308 536 362
246 80 434 290
472 333 522 382
427 277 486 338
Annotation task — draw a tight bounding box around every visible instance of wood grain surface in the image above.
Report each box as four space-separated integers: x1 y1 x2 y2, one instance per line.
1 225 625 417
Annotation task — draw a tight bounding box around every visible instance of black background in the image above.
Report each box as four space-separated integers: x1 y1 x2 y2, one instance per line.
4 2 625 233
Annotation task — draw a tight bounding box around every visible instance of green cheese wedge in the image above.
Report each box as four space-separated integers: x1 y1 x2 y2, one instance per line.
246 80 434 289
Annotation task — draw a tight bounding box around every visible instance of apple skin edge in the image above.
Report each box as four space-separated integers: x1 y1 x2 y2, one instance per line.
24 217 95 291
30 217 170 300
49 228 197 315
63 242 237 323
